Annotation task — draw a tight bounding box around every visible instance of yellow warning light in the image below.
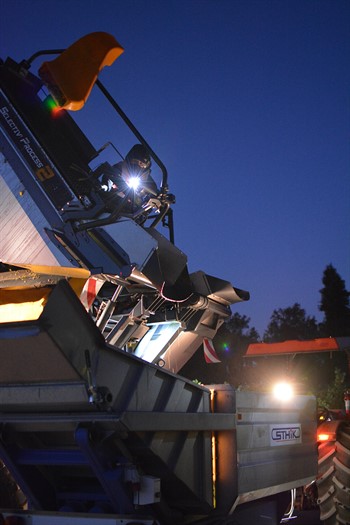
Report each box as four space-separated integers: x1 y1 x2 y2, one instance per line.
39 32 124 111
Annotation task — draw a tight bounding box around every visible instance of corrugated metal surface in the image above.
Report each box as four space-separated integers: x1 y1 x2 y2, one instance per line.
0 153 66 266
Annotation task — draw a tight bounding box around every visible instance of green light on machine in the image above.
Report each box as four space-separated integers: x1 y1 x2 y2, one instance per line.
43 95 63 117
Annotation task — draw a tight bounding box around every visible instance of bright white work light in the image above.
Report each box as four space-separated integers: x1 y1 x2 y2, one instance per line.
273 381 294 401
127 176 141 190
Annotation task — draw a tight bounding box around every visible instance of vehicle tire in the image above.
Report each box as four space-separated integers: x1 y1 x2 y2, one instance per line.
317 423 350 525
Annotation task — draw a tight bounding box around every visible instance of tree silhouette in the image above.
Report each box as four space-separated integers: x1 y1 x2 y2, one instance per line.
264 303 319 342
319 264 350 337
219 313 260 387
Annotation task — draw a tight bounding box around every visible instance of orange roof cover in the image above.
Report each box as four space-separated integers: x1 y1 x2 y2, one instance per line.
245 338 339 357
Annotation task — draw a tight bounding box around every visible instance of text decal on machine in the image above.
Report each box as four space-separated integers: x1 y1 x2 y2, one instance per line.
269 423 302 446
0 90 73 209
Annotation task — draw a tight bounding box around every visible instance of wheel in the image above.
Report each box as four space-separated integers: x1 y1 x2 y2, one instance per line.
317 423 350 524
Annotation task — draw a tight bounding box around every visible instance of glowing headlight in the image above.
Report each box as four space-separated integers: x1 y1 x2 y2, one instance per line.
273 381 294 401
127 176 141 190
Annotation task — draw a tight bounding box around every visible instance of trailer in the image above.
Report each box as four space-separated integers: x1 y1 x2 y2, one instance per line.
245 338 350 525
0 33 317 524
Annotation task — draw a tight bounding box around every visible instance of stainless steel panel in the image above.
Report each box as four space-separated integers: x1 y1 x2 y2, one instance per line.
235 390 317 504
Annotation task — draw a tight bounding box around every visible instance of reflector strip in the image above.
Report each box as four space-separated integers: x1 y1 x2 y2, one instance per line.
80 277 104 310
203 338 221 363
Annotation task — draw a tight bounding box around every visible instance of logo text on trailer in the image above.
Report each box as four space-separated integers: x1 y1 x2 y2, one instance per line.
270 424 302 446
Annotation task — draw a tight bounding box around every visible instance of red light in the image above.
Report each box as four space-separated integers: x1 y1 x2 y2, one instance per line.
42 96 64 119
317 432 336 442
51 106 64 118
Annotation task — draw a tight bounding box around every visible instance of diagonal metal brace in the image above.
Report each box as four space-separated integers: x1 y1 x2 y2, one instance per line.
75 426 134 514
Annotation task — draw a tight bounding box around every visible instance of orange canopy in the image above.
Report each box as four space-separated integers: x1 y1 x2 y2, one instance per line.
245 338 350 357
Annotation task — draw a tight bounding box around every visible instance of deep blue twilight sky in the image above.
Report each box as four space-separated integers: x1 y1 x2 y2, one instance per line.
1 0 349 336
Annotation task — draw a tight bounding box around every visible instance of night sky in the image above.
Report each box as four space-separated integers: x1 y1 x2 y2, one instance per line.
1 0 349 336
